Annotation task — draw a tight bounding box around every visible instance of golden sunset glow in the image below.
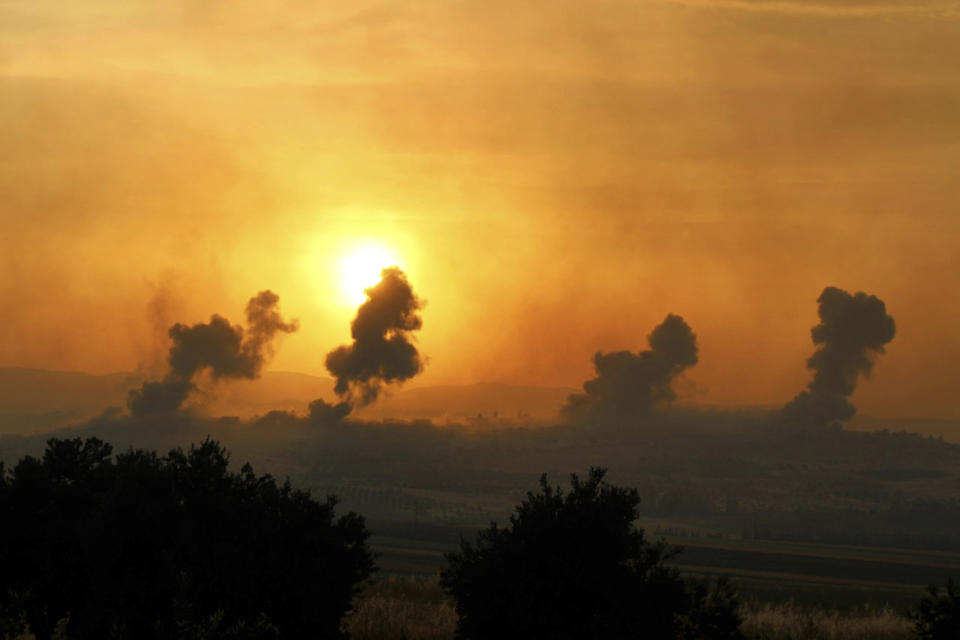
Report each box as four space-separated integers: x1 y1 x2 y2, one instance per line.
6 3 960 625
339 244 402 306
1 0 958 424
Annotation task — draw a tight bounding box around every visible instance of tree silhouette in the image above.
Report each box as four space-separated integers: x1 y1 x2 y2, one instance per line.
912 578 960 640
441 467 742 640
0 437 373 639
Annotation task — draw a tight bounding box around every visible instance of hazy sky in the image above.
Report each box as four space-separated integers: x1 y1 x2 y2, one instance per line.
2 0 958 419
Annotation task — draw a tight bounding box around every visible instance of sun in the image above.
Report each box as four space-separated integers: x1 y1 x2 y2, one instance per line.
339 243 401 305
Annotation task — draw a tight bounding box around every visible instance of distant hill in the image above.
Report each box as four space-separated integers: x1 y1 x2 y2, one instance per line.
0 368 142 435
0 368 140 413
2 367 955 439
0 368 340 434
192 375 573 424
200 370 339 418
0 367 574 435
848 414 960 441
353 382 572 424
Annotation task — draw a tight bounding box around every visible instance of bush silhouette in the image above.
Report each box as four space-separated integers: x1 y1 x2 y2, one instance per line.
0 437 373 639
911 578 960 640
440 467 743 640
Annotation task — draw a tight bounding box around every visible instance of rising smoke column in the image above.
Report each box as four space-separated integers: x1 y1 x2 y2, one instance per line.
783 286 896 427
128 291 298 416
325 267 424 407
563 313 698 423
307 398 352 424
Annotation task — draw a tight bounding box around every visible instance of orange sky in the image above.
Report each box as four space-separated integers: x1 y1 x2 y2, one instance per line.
1 0 958 419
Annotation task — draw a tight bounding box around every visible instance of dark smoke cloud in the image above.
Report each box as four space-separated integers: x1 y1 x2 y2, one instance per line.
783 286 895 427
325 267 424 407
127 378 195 418
307 398 352 425
563 313 698 423
243 290 300 366
128 291 297 416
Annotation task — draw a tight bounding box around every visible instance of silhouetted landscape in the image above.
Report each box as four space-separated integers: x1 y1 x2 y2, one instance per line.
3 280 960 638
5 0 960 637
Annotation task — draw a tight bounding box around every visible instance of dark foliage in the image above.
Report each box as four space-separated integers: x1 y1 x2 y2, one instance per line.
440 467 743 640
911 578 960 640
0 437 374 639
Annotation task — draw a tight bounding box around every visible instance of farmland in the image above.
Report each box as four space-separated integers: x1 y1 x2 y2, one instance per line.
366 520 960 609
344 576 918 640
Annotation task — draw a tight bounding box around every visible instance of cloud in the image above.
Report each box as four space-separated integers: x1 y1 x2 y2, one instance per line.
128 290 297 416
325 267 425 407
307 398 352 425
563 313 698 423
127 378 195 418
783 286 895 427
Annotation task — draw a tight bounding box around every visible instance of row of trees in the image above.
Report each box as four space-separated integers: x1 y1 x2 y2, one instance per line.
1 438 957 639
0 438 372 639
440 467 743 640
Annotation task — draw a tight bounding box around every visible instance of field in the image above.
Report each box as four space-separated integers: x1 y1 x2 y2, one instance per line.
348 518 953 638
366 519 960 610
345 577 916 640
4 409 960 638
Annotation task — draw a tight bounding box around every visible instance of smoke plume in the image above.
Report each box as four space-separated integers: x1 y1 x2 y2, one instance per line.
128 291 298 416
563 313 698 423
325 267 424 407
783 286 896 427
307 398 352 425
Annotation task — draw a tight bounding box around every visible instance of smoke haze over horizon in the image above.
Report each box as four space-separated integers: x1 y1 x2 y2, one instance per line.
565 314 699 423
1 0 958 421
326 267 425 408
128 290 298 416
784 286 896 427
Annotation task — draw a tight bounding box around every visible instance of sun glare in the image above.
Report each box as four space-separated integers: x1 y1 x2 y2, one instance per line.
339 244 400 306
